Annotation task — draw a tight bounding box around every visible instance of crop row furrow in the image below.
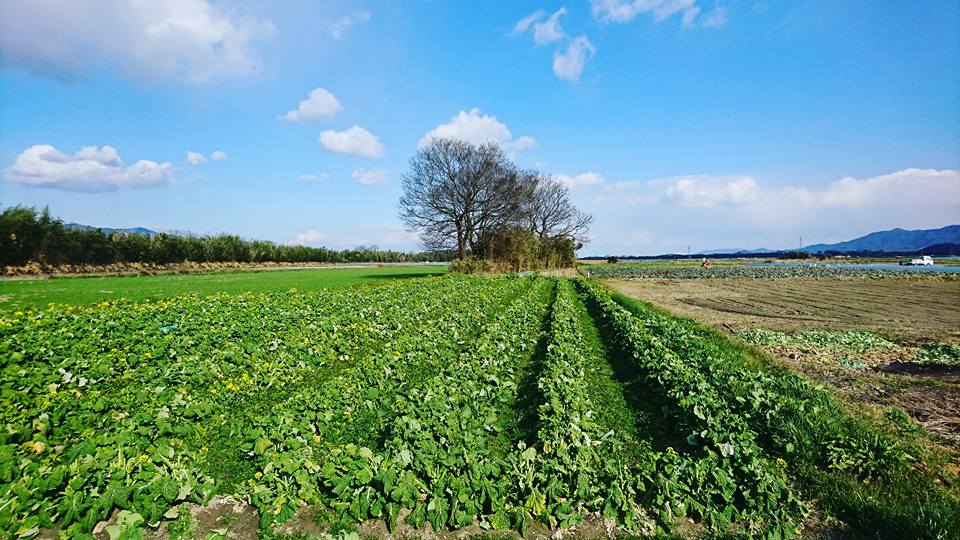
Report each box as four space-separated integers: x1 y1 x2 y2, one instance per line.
576 278 803 537
529 279 651 529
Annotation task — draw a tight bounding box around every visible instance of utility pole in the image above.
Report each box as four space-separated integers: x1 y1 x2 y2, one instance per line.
799 235 802 250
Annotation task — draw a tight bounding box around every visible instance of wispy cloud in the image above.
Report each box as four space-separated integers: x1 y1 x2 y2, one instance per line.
352 167 390 186
554 172 604 189
592 0 727 28
298 173 331 182
553 36 596 81
329 11 371 39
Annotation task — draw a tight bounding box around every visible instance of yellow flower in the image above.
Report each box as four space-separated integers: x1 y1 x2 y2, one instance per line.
30 441 45 453
255 472 263 479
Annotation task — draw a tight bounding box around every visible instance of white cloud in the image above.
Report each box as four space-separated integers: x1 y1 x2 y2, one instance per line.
657 174 761 207
0 0 275 83
533 8 568 45
553 36 595 81
512 8 569 46
281 88 342 122
591 0 723 28
554 172 604 189
681 6 701 28
504 136 538 154
294 230 327 246
642 169 960 213
699 6 727 27
589 168 960 252
186 151 207 165
351 167 390 186
298 173 330 182
329 11 371 39
418 109 537 153
512 10 546 34
210 150 228 161
319 126 385 157
4 144 174 192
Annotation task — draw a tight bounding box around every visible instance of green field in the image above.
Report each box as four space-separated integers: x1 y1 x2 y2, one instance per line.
0 265 445 311
2 274 957 539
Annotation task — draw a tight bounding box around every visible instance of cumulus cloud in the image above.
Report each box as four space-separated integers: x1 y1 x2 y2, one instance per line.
0 0 275 83
298 173 331 182
351 167 390 186
186 151 207 165
281 88 342 122
4 144 175 192
319 126 385 158
418 109 536 154
554 172 604 189
210 151 228 161
654 174 761 207
329 11 371 39
553 36 595 81
293 230 327 246
591 0 724 28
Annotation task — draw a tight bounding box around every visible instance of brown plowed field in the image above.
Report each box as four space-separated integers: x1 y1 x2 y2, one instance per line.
606 278 960 340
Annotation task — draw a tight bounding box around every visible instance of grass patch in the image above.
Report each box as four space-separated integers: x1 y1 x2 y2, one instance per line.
0 265 444 311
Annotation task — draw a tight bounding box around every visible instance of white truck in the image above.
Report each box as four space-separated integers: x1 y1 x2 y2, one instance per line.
906 255 935 266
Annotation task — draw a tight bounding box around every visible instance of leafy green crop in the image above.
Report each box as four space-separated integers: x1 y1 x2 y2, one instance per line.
738 329 895 352
2 275 955 538
914 343 960 366
576 279 804 537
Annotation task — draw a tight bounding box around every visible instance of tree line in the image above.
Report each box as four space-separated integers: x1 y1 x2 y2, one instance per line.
398 138 591 270
0 206 449 267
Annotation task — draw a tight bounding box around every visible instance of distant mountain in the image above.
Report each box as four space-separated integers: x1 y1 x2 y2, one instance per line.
65 223 159 238
802 224 960 253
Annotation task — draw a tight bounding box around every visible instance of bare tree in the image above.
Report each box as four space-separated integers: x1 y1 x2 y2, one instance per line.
398 138 518 259
521 172 593 242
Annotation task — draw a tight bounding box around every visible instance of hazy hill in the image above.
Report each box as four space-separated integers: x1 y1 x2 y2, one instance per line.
64 222 159 238
802 225 960 253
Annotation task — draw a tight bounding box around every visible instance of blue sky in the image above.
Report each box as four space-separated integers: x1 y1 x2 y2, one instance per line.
1 0 958 255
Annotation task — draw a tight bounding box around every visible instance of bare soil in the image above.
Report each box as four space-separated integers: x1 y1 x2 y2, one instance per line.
606 278 960 341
